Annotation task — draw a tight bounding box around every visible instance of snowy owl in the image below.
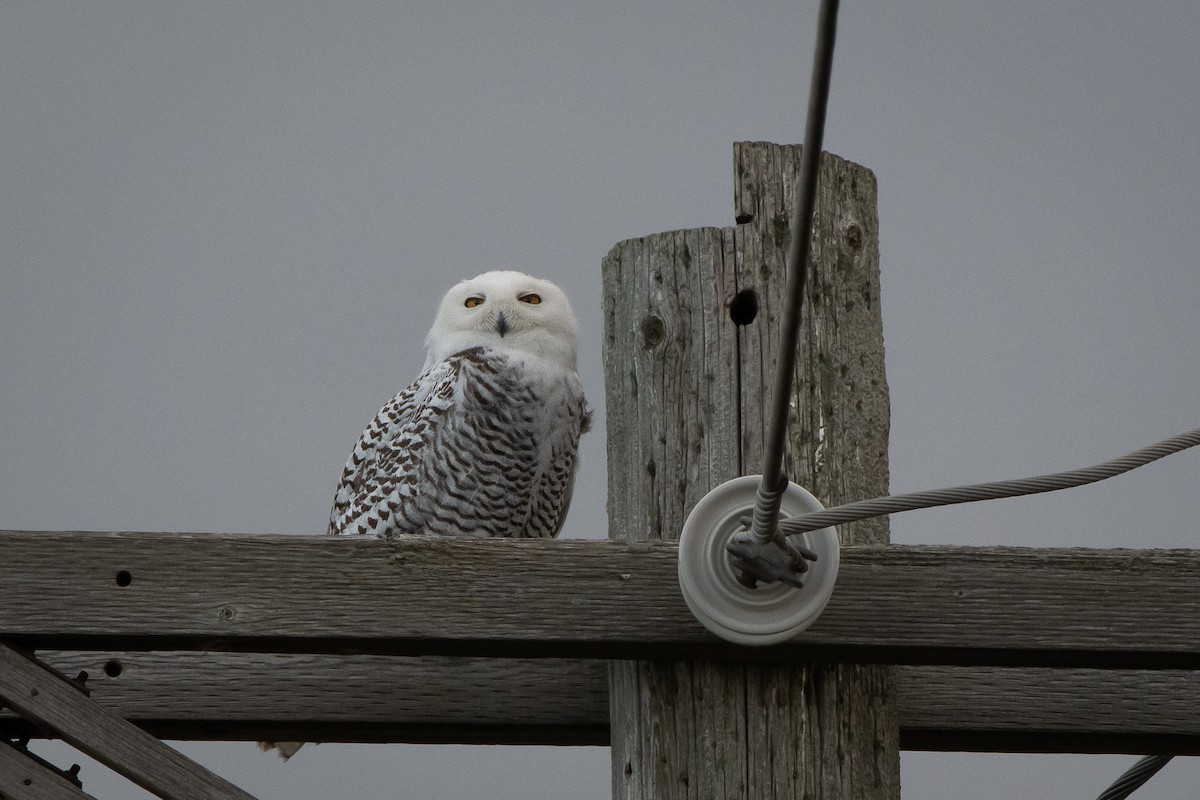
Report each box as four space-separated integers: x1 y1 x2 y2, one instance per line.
328 269 591 539
260 271 591 759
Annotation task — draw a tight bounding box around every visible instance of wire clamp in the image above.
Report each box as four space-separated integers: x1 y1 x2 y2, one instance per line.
726 525 817 589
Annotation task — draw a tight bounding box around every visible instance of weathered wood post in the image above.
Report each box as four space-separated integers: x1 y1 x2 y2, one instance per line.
603 142 897 799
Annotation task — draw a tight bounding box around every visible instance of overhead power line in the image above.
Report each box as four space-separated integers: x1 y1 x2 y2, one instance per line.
749 0 841 548
1095 755 1173 800
779 426 1200 535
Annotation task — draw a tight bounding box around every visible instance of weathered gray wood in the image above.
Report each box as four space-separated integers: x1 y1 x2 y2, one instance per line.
3 531 1200 667
601 226 740 541
0 740 98 800
739 139 896 800
4 653 609 746
4 654 1196 755
732 141 890 535
0 644 256 800
604 143 898 800
903 666 1200 755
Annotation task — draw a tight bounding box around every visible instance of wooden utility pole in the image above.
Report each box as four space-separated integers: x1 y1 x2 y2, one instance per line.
603 142 897 799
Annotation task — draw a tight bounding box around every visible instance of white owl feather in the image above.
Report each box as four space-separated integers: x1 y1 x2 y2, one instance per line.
260 270 590 759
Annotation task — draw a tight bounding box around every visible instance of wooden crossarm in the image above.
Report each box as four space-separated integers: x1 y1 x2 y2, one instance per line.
2 531 1198 668
1 652 1196 755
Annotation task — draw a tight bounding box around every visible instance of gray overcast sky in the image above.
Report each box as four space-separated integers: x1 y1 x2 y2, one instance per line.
2 1 1198 798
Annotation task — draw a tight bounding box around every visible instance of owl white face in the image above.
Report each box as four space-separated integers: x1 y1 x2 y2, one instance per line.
423 270 581 372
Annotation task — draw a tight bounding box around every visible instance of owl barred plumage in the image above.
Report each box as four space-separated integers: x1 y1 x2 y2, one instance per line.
330 270 591 540
260 270 589 760
330 347 589 538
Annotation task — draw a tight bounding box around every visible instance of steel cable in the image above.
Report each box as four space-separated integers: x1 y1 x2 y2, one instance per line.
750 0 842 545
1095 755 1173 800
779 427 1200 535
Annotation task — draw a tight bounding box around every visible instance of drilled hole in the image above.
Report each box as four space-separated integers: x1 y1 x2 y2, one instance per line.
729 289 759 325
115 570 132 587
103 659 123 678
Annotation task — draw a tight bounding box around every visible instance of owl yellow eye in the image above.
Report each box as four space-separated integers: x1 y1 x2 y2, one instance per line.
464 296 484 308
519 293 542 305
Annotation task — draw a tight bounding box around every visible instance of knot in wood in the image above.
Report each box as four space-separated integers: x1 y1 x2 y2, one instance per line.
639 315 665 351
844 222 863 253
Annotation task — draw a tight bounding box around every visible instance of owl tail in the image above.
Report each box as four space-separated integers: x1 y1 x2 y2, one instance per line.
258 740 306 760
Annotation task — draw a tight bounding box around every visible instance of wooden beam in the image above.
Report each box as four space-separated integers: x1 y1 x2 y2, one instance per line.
0 740 98 800
0 644 257 800
2 531 1199 668
901 666 1200 756
2 653 1197 755
2 653 608 748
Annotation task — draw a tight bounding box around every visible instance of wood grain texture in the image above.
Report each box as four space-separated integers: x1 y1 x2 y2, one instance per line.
3 655 1195 754
2 653 608 746
738 140 897 800
2 531 1199 667
903 666 1200 755
733 142 890 542
0 740 97 800
604 143 898 800
601 226 740 542
0 644 255 800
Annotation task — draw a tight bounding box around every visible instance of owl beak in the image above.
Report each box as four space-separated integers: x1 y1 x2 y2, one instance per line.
495 312 510 338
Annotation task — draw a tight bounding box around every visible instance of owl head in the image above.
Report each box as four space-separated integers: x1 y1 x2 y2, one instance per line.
424 270 581 372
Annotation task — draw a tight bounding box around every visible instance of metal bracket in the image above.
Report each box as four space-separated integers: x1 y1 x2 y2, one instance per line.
726 526 818 589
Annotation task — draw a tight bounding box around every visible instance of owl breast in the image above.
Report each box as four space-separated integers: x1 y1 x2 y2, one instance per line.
330 346 590 539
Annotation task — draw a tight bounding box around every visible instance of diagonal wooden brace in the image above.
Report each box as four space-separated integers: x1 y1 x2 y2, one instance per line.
0 739 97 800
0 643 256 800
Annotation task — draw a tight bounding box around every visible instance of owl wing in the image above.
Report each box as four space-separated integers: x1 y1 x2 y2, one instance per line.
327 358 459 535
526 373 592 538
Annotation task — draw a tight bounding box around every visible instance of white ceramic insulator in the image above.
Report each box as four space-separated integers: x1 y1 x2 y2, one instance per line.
677 475 840 646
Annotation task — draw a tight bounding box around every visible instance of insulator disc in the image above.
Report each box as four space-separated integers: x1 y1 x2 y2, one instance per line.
677 475 840 646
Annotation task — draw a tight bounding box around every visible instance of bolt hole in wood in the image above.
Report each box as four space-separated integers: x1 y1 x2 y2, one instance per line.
115 569 132 587
729 289 759 326
104 659 123 678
